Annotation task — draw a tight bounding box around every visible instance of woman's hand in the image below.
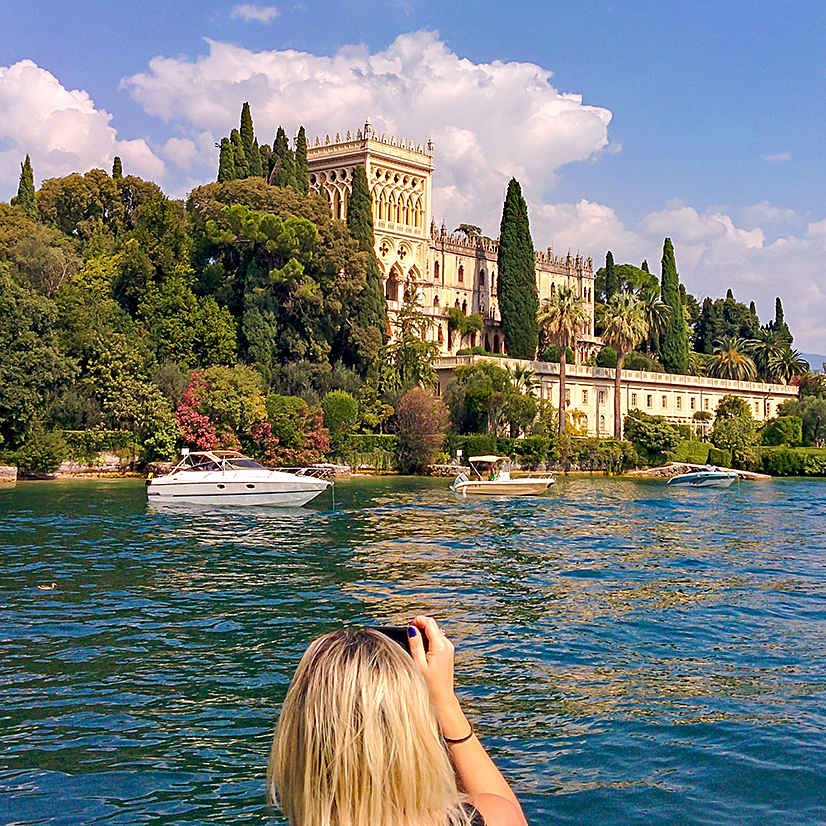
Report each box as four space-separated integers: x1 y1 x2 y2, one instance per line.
408 615 468 737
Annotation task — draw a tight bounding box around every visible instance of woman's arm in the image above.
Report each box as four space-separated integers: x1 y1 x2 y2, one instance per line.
408 616 527 826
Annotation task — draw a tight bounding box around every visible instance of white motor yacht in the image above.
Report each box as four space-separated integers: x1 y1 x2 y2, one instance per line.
146 449 331 506
451 455 555 496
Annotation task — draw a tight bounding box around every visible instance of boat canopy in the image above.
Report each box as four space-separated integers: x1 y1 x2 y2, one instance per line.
468 455 510 463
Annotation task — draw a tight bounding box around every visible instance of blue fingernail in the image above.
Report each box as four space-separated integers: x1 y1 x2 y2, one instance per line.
408 626 416 637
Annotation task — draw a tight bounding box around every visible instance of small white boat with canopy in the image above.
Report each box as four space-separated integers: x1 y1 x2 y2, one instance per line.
146 449 331 506
451 455 555 496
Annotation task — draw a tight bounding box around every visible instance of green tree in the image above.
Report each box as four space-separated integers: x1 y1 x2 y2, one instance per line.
769 348 809 383
445 360 511 434
16 155 37 221
112 156 123 179
0 268 77 448
271 126 295 189
760 416 802 447
748 327 786 382
711 396 757 468
346 165 387 365
218 137 237 182
658 238 689 374
707 336 757 381
387 281 440 389
537 285 587 439
240 102 255 157
321 389 359 457
779 396 826 447
623 409 681 463
394 387 450 473
638 286 670 356
230 129 249 179
771 296 793 343
604 250 618 300
294 126 309 194
497 178 538 359
600 292 649 439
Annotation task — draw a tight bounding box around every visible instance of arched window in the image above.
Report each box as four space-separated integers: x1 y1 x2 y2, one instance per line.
438 325 444 343
454 298 461 308
433 295 440 307
493 334 501 354
480 301 485 316
434 260 440 282
458 264 464 283
479 269 485 286
484 334 490 351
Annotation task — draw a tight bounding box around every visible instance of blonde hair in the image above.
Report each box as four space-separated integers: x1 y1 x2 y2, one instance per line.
267 628 474 826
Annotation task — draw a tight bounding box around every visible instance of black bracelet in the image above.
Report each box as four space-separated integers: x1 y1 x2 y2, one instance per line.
443 724 474 745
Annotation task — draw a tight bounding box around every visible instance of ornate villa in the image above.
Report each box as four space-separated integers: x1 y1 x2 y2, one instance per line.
306 121 798 435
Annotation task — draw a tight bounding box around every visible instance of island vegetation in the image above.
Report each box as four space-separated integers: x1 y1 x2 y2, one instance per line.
2 103 824 479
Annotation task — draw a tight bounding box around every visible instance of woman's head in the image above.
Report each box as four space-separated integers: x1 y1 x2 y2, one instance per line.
267 627 465 826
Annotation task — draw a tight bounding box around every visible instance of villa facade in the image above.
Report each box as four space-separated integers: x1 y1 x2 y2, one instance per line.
306 123 799 424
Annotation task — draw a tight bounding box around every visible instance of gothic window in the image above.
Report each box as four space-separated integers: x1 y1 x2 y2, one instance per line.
434 260 440 282
462 300 467 314
494 334 501 354
434 295 440 307
480 302 485 316
484 334 490 351
454 299 460 308
438 325 444 343
458 264 464 283
479 269 485 286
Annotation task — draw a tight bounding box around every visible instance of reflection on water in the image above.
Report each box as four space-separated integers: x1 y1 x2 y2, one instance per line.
1 475 826 825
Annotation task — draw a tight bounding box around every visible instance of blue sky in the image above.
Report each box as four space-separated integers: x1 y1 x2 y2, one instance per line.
2 0 825 354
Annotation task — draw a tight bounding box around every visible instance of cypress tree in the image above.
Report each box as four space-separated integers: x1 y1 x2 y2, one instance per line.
773 296 793 343
641 259 649 272
240 102 255 156
658 237 689 374
217 138 237 182
16 155 37 221
604 251 618 300
248 137 263 177
259 143 272 178
497 178 538 360
294 126 309 194
347 165 387 343
230 129 248 178
749 300 756 316
271 126 295 189
112 156 123 179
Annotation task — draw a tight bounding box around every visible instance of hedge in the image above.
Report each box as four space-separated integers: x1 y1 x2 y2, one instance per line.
61 430 140 462
760 446 826 476
667 440 710 465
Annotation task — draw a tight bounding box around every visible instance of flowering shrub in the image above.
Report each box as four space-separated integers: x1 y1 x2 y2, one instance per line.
175 373 220 449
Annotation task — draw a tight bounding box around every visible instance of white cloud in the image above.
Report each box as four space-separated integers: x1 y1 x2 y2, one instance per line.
122 31 613 231
0 60 165 196
763 152 791 162
231 4 280 23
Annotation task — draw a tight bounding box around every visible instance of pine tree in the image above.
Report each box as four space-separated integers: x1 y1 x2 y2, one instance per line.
240 102 255 156
217 138 237 182
497 178 538 360
604 250 618 300
230 129 249 178
347 165 387 345
658 238 689 374
112 156 123 179
16 155 37 221
294 126 309 194
271 126 295 189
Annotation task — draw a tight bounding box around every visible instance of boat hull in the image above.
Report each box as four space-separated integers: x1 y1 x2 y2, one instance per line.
452 478 554 496
146 470 330 507
667 473 737 488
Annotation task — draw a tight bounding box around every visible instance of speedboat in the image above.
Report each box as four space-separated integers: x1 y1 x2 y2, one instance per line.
451 455 554 496
146 449 331 506
667 466 739 488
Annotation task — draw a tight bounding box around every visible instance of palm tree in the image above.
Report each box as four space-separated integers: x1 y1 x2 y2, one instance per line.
747 327 786 382
600 293 649 439
537 285 587 438
769 348 809 384
507 364 538 396
638 286 670 356
707 336 757 381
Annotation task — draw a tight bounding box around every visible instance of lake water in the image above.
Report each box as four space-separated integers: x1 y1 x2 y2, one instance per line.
1 475 825 825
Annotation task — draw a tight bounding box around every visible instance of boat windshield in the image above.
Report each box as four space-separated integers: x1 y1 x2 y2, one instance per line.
190 459 220 471
225 458 265 470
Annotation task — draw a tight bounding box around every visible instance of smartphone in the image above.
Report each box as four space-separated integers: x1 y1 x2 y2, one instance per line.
369 625 429 655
